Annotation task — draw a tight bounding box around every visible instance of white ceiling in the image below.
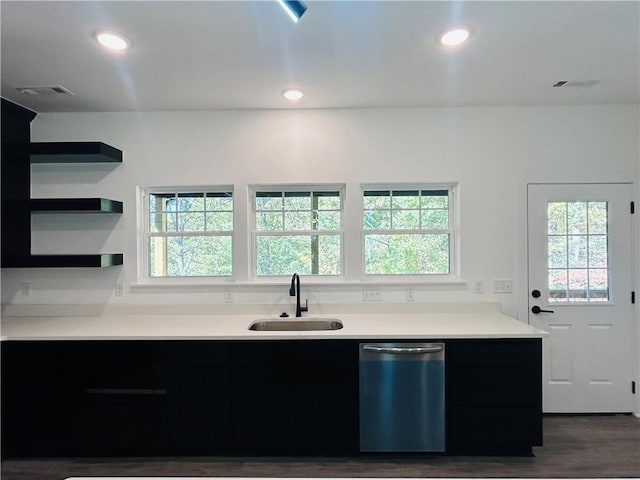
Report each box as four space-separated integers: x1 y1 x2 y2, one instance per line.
1 1 638 113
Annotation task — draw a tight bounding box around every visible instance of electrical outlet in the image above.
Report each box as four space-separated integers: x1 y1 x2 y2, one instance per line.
224 290 234 303
473 280 484 294
363 288 382 301
494 279 513 294
115 282 125 297
406 288 415 302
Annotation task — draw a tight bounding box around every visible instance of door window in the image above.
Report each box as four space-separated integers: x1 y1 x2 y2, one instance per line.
547 201 608 303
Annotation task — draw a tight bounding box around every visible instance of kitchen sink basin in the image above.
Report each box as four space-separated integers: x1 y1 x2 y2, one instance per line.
248 318 343 331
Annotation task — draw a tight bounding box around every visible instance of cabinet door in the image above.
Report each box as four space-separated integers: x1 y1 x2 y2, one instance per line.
71 341 168 455
166 342 233 453
1 341 77 457
232 341 359 453
446 339 543 454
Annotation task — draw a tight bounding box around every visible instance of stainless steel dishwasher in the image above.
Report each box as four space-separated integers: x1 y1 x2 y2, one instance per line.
359 342 445 452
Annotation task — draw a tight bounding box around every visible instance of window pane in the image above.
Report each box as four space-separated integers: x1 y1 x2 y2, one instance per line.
206 193 233 211
162 212 179 232
180 211 205 232
588 235 607 268
363 210 390 229
589 269 609 301
421 209 448 229
177 193 204 212
549 269 568 302
392 209 420 229
567 202 588 234
363 192 391 209
256 212 284 231
317 194 340 210
392 191 420 209
315 211 340 230
588 202 607 234
284 192 311 210
206 212 233 231
256 193 283 211
284 211 311 230
547 203 567 235
568 268 588 289
318 235 341 275
364 234 449 274
548 236 567 268
421 193 448 209
149 235 232 277
150 212 170 233
567 235 588 268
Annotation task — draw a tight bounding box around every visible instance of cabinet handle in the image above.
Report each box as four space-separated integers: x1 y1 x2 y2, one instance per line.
362 345 443 354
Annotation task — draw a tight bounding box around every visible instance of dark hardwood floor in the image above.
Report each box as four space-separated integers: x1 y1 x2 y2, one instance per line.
1 415 638 479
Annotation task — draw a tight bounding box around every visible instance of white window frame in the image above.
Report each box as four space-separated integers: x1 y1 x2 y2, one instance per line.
138 185 234 283
249 184 346 280
360 183 458 279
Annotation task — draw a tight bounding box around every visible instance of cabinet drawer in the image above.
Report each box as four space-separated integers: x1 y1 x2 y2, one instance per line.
448 406 542 454
72 393 167 455
447 340 540 367
448 365 541 406
166 341 231 367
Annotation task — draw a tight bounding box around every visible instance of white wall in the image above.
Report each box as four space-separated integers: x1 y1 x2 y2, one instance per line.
1 104 638 320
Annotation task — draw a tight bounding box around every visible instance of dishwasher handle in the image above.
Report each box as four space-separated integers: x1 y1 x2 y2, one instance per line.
362 344 443 355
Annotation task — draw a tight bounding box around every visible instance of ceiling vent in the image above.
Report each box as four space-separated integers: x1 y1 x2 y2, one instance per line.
16 85 75 96
552 80 600 88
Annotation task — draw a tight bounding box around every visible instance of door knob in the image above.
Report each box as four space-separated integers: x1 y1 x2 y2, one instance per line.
531 305 554 314
531 289 541 298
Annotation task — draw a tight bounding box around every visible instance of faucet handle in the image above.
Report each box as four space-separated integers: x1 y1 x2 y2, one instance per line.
301 299 309 313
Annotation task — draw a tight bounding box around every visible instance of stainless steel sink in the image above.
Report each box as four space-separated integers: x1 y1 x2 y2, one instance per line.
248 318 343 331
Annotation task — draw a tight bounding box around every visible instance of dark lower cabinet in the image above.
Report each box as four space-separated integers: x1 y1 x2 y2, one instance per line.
72 392 167 455
446 339 543 455
1 337 542 458
1 342 76 456
232 341 359 453
70 341 169 456
166 342 233 453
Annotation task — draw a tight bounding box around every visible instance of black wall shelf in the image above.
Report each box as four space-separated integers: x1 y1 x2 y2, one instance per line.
31 142 123 164
1 98 124 269
30 198 124 214
3 254 124 268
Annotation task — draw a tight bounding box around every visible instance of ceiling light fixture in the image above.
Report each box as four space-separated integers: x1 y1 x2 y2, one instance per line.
277 0 307 23
440 28 470 47
94 31 130 51
282 88 304 101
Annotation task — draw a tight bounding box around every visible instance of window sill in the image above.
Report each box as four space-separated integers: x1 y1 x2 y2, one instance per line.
130 278 467 292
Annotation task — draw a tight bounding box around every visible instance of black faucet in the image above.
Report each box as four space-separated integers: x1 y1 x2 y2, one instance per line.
289 273 308 317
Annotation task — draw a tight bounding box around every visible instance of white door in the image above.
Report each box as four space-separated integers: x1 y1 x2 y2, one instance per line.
527 183 634 413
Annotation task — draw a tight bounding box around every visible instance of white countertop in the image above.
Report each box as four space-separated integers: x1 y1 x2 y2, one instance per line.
0 312 547 341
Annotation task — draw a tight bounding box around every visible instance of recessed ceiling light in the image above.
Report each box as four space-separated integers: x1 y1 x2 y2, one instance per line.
282 89 304 101
440 28 470 47
94 31 130 51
